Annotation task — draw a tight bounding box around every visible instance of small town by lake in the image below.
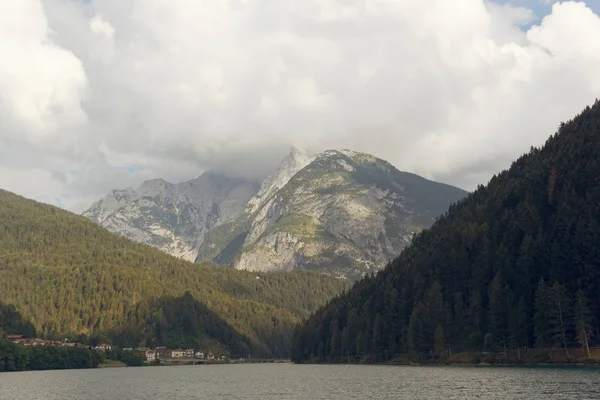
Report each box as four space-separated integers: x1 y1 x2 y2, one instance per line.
1 363 600 400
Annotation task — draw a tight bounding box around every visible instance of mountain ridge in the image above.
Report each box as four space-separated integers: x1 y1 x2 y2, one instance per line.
83 171 260 261
230 149 467 279
85 148 467 279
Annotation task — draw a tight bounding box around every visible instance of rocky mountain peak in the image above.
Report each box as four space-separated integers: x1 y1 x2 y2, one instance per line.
289 146 307 159
228 149 468 279
83 188 135 224
245 147 315 214
137 178 173 196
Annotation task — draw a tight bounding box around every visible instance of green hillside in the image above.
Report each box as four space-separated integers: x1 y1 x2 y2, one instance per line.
0 189 350 357
293 100 600 363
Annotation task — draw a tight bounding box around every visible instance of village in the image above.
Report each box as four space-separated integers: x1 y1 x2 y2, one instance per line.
6 335 224 364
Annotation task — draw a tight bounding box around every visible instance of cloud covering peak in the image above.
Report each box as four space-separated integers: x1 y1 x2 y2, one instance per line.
1 0 600 211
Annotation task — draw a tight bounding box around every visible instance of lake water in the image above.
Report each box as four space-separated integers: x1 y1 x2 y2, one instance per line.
1 364 599 400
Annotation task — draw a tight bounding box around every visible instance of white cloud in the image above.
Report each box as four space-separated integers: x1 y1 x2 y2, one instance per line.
0 0 599 211
0 0 87 148
88 14 116 63
89 15 115 39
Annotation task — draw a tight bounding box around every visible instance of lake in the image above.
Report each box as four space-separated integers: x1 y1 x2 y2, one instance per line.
1 364 599 399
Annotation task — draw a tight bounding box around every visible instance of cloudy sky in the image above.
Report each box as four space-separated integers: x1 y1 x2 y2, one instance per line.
1 0 600 211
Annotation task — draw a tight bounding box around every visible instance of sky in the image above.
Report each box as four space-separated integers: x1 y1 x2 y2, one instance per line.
1 0 600 212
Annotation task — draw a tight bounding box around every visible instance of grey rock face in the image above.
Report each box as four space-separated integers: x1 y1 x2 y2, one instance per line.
245 146 315 214
83 172 259 261
232 149 468 279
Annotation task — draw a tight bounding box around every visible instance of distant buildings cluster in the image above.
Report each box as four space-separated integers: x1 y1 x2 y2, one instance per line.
6 335 224 364
121 346 223 363
8 335 114 352
154 347 219 362
7 335 87 348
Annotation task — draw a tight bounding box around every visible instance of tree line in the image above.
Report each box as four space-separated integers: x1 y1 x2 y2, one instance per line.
0 340 101 372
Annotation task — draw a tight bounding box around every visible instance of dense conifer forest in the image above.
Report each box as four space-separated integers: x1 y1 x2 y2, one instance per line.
0 339 101 372
0 189 350 358
292 100 600 363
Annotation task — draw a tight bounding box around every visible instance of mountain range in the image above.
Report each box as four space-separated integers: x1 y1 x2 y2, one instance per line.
85 148 467 279
4 101 599 365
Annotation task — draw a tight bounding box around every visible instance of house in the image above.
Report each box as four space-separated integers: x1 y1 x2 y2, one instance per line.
185 349 194 358
9 335 24 344
171 349 185 358
94 343 112 351
155 347 167 359
142 350 156 363
195 351 205 359
11 337 84 348
207 351 215 361
18 338 47 346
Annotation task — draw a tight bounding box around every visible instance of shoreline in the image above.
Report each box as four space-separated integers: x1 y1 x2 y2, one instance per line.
292 360 600 368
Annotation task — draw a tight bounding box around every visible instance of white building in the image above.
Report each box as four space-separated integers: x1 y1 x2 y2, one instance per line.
145 350 156 363
171 349 185 358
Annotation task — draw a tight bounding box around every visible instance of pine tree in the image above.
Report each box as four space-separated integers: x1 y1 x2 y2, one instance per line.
534 279 551 348
328 318 340 360
548 281 572 358
573 289 593 358
340 326 350 361
384 287 402 355
509 298 529 358
407 302 428 354
451 292 467 351
317 341 324 361
356 330 367 358
434 324 446 360
371 313 384 361
488 272 509 355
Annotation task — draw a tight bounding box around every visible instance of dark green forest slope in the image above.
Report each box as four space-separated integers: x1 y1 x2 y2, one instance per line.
293 100 600 363
0 189 350 357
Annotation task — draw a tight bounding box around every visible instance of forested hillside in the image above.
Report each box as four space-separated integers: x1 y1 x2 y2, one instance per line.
0 189 350 357
293 100 600 363
0 303 37 338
